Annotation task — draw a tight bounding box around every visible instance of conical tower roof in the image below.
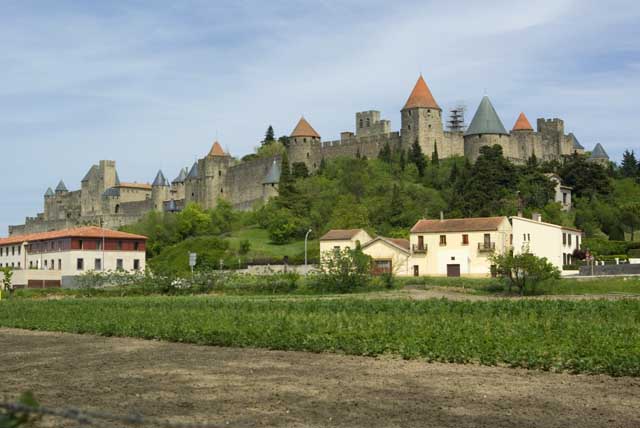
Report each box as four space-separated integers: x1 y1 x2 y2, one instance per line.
402 75 441 110
290 117 320 138
55 180 68 192
590 143 609 159
152 170 169 187
115 171 121 186
262 159 281 185
44 187 54 197
187 162 199 180
208 141 227 157
512 112 533 131
568 133 584 150
465 96 508 136
173 167 188 184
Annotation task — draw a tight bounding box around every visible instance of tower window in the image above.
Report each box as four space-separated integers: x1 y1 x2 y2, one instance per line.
359 119 363 128
221 188 224 193
408 124 411 130
306 152 310 158
428 124 431 129
218 170 222 177
303 138 307 143
366 118 370 127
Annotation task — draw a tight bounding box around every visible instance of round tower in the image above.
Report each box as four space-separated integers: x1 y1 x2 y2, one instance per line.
201 141 232 209
288 116 321 171
400 75 445 157
463 96 510 162
151 170 170 212
511 112 536 161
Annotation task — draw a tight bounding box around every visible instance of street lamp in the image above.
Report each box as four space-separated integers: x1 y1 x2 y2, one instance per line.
304 229 313 268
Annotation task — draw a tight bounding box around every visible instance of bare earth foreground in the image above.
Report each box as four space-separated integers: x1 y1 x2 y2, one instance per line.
1 329 639 428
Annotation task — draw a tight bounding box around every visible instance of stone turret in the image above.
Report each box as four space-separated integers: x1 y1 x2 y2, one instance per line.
401 75 444 157
184 162 199 204
44 188 54 198
588 143 610 166
55 180 68 194
81 160 117 216
512 112 534 133
288 117 321 171
463 96 509 161
171 167 188 201
567 133 585 155
262 158 281 202
198 141 233 209
151 170 170 211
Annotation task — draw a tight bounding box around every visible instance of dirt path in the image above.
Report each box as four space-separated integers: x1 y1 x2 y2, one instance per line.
2 329 639 427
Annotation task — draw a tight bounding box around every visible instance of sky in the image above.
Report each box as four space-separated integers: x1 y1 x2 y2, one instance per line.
1 0 639 234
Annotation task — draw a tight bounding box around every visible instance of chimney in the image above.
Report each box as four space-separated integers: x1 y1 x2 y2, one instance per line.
516 210 523 218
532 212 542 222
440 211 444 221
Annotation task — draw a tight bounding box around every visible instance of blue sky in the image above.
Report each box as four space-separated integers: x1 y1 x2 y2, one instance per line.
1 0 639 234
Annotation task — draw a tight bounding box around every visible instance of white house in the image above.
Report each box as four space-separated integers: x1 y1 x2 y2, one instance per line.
545 173 572 211
319 229 373 255
0 226 148 289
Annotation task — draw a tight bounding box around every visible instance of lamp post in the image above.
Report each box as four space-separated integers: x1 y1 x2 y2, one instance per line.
304 229 312 268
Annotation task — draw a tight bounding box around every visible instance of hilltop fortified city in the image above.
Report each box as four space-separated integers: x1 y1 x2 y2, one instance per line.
9 75 609 237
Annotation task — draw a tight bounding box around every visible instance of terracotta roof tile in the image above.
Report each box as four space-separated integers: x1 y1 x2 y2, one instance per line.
387 238 410 251
402 75 441 110
410 217 507 233
291 117 320 138
208 141 227 157
320 229 364 241
0 226 147 246
512 112 533 131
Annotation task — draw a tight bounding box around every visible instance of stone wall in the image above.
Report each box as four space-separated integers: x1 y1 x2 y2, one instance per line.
225 156 280 210
579 264 640 276
44 190 81 222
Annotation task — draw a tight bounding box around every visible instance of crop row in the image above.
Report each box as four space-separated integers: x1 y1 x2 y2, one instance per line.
1 297 639 376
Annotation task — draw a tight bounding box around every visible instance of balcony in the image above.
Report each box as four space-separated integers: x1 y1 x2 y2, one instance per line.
478 242 495 253
412 244 428 254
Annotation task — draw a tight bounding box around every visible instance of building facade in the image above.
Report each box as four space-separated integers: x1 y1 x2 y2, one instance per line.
0 226 147 288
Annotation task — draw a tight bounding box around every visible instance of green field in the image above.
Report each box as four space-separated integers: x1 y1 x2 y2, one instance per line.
226 227 319 260
1 296 639 376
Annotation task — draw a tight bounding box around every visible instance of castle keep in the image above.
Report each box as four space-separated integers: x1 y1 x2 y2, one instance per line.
9 75 608 236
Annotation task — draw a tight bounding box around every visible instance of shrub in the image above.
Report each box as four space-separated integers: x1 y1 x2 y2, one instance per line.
308 247 372 293
490 251 561 295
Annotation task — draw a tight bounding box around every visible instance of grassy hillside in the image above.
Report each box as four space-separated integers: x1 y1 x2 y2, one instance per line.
225 227 319 260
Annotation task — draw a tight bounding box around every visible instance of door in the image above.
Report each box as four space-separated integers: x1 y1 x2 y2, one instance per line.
446 264 461 277
413 265 419 277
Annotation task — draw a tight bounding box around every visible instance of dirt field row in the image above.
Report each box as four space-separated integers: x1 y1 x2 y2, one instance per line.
2 328 639 428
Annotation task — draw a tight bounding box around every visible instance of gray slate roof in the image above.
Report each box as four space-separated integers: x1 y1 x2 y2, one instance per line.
102 187 121 197
173 167 188 184
115 171 121 186
464 96 508 136
44 187 54 197
82 165 97 182
590 143 609 159
152 170 169 187
568 133 584 150
55 180 68 192
187 162 198 180
262 159 281 184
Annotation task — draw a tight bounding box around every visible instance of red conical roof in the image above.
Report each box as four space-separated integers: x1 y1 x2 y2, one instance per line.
402 75 440 110
290 116 320 138
512 112 533 131
208 141 226 157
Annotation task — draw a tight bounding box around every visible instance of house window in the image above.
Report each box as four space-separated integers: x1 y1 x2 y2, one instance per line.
576 236 580 249
418 236 424 250
79 239 83 250
462 234 469 245
50 260 54 270
413 265 419 276
44 260 48 268
568 234 572 246
29 261 33 269
133 259 140 270
58 259 62 270
510 234 513 245
94 258 102 271
563 233 566 245
134 242 139 251
77 258 84 271
116 259 124 270
17 247 21 255
117 241 123 250
17 262 20 269
439 235 447 246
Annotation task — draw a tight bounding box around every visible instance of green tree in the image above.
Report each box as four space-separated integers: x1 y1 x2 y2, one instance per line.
239 239 251 255
620 150 638 178
1 266 13 295
379 141 392 163
431 141 439 166
518 171 555 209
291 162 309 179
264 125 275 145
399 149 406 171
490 250 560 295
559 153 611 198
620 203 640 241
408 139 426 177
277 135 290 149
177 203 212 238
315 246 372 293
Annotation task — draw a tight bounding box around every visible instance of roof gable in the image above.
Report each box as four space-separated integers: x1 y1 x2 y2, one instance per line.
512 112 533 131
320 229 367 241
152 170 169 187
187 162 199 179
208 141 227 157
0 226 147 246
465 96 508 136
291 117 320 138
590 143 609 159
362 236 410 254
402 75 441 110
